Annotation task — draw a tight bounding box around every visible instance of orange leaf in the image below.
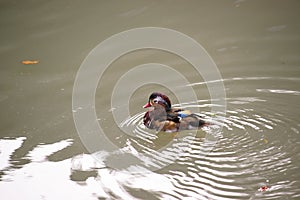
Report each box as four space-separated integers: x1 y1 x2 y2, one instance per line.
22 60 39 65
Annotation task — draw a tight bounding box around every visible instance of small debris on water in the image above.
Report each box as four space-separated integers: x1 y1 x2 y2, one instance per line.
262 138 268 144
21 60 39 65
258 185 270 192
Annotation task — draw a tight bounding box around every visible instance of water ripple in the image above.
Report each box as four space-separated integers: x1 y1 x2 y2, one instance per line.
107 90 297 199
2 76 298 199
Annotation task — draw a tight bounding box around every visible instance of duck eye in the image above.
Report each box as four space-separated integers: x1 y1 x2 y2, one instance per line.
153 100 158 103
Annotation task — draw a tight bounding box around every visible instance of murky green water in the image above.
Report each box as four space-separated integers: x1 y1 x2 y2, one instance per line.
1 1 300 199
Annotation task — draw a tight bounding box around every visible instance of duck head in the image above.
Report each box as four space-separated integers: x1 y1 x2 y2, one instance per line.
143 92 171 111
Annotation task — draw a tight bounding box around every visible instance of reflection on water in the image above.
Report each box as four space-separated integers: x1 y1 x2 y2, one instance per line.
1 0 300 199
0 137 25 171
1 76 300 199
0 139 113 200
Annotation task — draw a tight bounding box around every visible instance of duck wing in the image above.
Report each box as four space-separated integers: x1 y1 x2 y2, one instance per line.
179 114 206 128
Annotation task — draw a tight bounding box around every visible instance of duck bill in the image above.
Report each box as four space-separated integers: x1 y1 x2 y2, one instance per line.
143 102 151 108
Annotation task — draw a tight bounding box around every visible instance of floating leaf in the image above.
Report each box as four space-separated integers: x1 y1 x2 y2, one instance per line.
263 138 268 144
21 60 39 65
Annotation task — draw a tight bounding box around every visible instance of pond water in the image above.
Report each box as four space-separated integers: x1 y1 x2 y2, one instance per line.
0 1 299 199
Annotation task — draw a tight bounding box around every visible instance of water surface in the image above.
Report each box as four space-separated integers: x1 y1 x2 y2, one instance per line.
0 1 299 199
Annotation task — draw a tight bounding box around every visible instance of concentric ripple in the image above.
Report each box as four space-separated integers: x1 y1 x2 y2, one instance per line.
154 77 300 200
2 77 298 199
77 76 299 200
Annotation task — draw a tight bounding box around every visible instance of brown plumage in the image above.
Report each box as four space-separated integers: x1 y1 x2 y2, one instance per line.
143 92 206 132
